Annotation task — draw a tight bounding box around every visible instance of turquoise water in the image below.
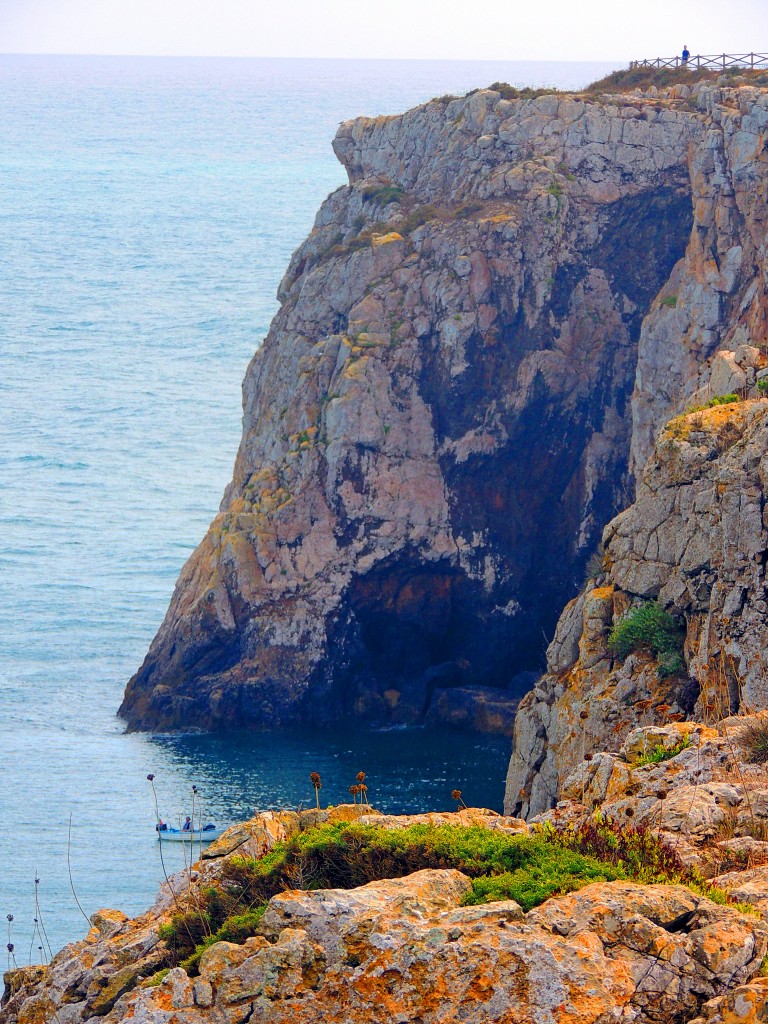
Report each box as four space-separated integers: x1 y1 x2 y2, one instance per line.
0 54 619 958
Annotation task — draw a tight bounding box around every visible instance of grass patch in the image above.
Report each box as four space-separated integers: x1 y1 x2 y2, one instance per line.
220 820 672 915
684 393 740 417
141 968 170 988
661 295 678 308
583 67 720 95
707 393 739 407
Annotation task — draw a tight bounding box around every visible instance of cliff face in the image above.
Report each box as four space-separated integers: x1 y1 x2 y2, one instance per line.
503 72 768 814
121 84 706 732
505 398 768 817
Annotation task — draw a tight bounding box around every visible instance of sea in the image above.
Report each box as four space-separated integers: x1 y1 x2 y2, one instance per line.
0 53 621 959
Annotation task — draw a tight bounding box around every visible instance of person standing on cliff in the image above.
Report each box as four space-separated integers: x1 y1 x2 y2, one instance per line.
682 45 690 66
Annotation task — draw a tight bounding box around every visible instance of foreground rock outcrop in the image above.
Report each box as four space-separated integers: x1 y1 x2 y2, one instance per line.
5 806 768 1024
122 78 748 732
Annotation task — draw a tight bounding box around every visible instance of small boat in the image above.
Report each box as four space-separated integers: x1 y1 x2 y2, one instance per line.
156 826 226 843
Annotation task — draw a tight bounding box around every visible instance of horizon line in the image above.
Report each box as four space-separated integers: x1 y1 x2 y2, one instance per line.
0 51 627 65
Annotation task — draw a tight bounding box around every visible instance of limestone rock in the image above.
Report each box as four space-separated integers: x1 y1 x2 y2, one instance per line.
13 875 764 1024
202 810 298 859
691 977 768 1024
507 400 768 817
121 81 721 733
5 806 768 1024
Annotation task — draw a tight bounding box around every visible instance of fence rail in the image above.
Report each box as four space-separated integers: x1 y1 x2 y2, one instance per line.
630 52 768 71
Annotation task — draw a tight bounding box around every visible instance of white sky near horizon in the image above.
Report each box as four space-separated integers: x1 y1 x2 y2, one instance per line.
1 0 766 62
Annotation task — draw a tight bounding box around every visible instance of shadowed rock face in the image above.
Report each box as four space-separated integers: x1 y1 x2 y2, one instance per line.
505 80 768 818
120 86 699 733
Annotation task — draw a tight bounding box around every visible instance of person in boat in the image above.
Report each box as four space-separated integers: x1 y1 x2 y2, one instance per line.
182 816 193 831
682 45 690 66
155 820 168 832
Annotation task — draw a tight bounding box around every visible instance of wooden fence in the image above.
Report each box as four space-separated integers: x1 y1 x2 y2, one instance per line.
630 52 768 71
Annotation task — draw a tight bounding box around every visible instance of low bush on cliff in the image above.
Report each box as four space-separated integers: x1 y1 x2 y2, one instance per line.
158 817 737 972
636 735 691 766
738 718 768 764
608 601 685 677
485 82 559 101
583 66 725 95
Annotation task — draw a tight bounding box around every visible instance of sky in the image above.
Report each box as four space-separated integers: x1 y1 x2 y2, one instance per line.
0 0 765 62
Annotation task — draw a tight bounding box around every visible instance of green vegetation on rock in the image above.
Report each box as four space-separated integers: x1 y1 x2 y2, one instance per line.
738 718 768 764
608 601 685 677
361 184 405 206
636 735 691 766
158 816 743 974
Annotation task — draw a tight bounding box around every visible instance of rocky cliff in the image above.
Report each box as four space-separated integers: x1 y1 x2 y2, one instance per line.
7 799 768 1024
120 78 732 732
505 393 768 817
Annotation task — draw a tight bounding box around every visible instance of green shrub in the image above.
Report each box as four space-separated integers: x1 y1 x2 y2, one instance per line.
486 82 559 101
708 393 739 406
660 295 678 308
361 184 405 206
758 378 768 395
608 601 684 668
159 817 743 974
658 650 685 678
636 735 691 766
177 907 268 973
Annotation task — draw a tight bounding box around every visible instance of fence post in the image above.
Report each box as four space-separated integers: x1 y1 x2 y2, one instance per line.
722 53 726 70
752 53 755 70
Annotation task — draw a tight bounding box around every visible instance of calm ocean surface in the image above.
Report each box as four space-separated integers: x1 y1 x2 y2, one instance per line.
0 54 619 957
